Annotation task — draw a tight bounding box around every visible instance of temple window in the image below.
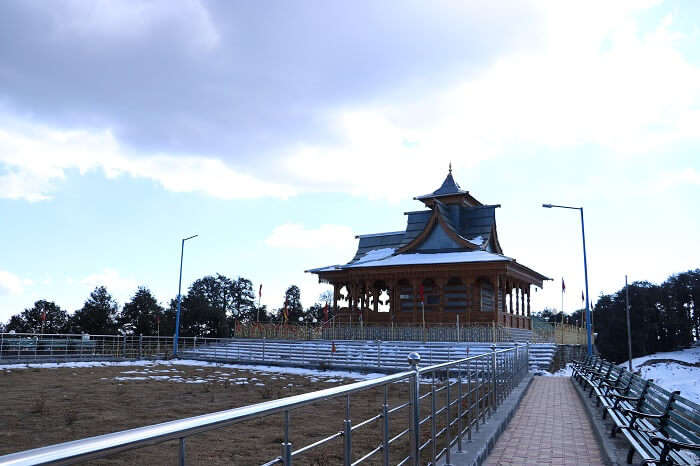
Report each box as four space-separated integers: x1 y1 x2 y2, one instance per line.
398 280 413 312
422 278 439 311
378 289 390 313
338 285 349 308
445 277 468 312
480 281 494 312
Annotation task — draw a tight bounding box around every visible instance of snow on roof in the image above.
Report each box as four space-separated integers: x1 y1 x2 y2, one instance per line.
353 247 396 264
347 250 512 268
355 231 404 239
469 235 484 246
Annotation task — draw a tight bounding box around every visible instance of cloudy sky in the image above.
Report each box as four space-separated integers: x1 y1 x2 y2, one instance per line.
1 0 699 323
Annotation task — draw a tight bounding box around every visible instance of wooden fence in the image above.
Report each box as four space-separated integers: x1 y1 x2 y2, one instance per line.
233 322 520 342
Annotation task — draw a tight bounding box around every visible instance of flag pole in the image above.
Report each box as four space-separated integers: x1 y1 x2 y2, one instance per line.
625 275 633 372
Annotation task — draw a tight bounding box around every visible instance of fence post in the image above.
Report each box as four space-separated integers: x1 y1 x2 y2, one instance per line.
376 340 381 368
139 334 143 359
408 352 421 465
281 410 292 465
526 342 530 373
343 394 352 466
491 344 497 411
122 334 127 359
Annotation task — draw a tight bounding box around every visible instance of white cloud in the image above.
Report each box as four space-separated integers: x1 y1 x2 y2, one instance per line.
265 223 356 252
2 2 699 204
0 121 296 202
0 270 25 296
49 0 219 50
81 268 138 299
657 168 700 191
281 2 700 199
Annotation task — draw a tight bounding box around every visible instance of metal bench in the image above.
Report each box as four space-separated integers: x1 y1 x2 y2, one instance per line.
574 356 700 465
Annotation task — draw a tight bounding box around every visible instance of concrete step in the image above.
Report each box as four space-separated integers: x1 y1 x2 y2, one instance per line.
180 339 557 373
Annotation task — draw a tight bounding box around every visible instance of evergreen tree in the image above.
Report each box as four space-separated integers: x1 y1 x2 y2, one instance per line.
72 286 118 334
230 277 256 322
11 300 70 333
594 271 697 363
279 285 304 323
174 274 240 337
118 287 163 335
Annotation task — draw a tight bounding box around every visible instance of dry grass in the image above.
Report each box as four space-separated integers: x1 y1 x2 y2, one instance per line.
0 363 487 465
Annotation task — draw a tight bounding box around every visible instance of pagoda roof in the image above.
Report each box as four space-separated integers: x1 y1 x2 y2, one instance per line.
414 166 483 206
307 249 512 273
306 167 547 284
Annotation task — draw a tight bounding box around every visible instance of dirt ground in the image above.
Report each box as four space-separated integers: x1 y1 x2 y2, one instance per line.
0 361 483 465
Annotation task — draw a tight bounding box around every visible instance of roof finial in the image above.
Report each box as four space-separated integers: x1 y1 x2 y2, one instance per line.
448 161 452 174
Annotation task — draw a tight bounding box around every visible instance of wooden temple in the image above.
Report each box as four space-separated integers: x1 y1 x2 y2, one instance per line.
307 167 549 329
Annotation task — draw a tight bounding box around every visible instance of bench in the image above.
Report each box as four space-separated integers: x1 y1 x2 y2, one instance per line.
573 356 700 465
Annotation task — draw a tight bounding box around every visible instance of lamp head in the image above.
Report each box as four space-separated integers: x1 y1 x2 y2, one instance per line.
542 203 553 208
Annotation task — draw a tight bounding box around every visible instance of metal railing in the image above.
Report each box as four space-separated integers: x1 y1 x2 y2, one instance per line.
0 345 530 465
531 318 588 345
233 322 532 343
0 333 224 363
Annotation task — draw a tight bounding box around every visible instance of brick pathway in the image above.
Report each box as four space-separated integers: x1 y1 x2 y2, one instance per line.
483 377 604 466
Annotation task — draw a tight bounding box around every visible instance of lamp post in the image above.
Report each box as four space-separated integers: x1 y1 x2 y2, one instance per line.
542 204 593 355
173 234 198 357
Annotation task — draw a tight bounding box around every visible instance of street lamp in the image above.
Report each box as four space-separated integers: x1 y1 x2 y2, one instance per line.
174 234 198 356
542 204 593 355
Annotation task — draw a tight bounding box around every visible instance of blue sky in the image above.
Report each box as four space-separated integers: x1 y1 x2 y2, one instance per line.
1 0 699 322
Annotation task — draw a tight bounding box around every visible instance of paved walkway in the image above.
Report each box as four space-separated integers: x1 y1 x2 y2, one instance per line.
483 378 604 466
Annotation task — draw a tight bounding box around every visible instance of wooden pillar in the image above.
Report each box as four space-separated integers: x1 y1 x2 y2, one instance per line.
493 274 500 326
515 285 520 316
437 277 446 322
526 286 531 329
509 281 513 315
411 279 419 324
462 276 471 324
372 285 379 313
333 283 339 312
386 279 395 320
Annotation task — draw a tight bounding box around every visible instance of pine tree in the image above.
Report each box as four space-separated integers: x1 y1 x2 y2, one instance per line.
72 286 118 334
280 285 304 323
5 300 69 334
118 287 163 335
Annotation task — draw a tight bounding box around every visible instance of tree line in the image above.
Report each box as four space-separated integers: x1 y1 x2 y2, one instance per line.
1 274 333 337
593 269 699 363
536 269 699 363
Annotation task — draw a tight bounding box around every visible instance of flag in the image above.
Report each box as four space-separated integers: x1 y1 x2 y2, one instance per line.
259 284 262 298
40 311 46 322
331 341 336 353
283 299 288 323
323 303 329 321
581 291 585 303
561 278 566 292
418 284 424 302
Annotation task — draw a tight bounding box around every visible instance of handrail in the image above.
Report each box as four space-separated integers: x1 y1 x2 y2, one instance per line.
0 346 524 466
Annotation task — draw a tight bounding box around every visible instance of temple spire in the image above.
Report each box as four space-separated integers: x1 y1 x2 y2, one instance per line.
448 161 452 174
